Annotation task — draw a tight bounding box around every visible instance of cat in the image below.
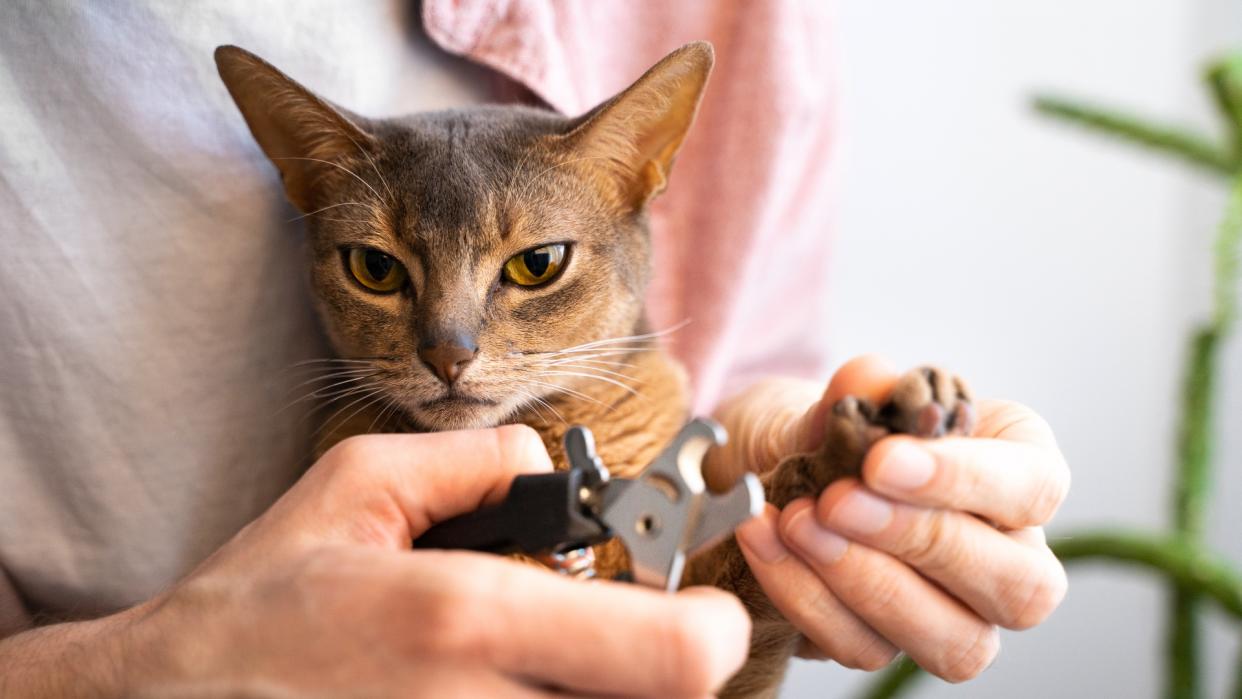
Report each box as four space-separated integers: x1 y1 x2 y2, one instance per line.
215 42 973 699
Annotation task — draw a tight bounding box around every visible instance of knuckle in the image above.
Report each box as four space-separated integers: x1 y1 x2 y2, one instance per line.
851 567 904 618
803 582 843 623
1003 559 1068 630
322 435 381 477
495 423 542 452
1017 409 1055 441
656 607 718 695
289 548 347 594
284 548 365 616
942 453 986 511
904 511 967 573
988 400 1044 440
1020 455 1071 526
491 424 550 474
416 573 492 658
850 639 899 672
936 624 1000 683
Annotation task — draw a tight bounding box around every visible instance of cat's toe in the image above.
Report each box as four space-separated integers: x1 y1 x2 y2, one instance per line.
879 366 975 437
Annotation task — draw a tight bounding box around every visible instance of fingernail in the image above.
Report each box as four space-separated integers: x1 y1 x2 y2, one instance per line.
877 442 936 490
827 489 894 535
737 514 789 564
785 509 848 564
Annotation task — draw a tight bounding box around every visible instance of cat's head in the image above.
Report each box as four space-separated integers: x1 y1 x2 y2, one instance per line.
215 43 712 430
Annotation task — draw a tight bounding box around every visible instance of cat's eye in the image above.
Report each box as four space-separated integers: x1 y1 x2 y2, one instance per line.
347 248 408 293
503 244 567 287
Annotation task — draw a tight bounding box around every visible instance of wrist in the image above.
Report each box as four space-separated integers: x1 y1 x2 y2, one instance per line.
705 377 823 489
0 601 156 698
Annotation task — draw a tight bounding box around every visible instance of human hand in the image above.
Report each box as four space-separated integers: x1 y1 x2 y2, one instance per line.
4 427 749 698
721 356 1069 680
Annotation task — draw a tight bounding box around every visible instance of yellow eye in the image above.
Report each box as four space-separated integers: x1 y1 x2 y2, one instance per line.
347 248 408 293
503 244 567 286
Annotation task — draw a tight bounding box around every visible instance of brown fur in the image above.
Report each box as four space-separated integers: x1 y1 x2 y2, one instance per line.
216 44 972 698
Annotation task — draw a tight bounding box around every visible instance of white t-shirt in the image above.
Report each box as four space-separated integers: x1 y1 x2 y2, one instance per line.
0 0 495 616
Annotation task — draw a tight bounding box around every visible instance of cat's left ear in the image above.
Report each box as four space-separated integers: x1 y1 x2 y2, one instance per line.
564 42 714 210
215 45 376 213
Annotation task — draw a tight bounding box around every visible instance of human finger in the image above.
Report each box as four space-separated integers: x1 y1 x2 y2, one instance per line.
735 503 898 670
777 506 1000 682
393 551 750 698
394 663 556 699
815 480 1067 629
862 432 1070 529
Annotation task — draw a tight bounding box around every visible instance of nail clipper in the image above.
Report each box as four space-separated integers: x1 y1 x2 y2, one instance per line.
413 419 764 591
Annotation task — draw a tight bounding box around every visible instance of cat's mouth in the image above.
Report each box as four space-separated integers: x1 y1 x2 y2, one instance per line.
411 390 507 431
419 393 498 409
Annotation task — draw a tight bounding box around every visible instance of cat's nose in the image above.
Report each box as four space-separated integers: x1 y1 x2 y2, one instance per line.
418 339 478 386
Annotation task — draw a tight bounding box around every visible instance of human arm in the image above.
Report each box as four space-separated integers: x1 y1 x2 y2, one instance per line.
0 426 750 698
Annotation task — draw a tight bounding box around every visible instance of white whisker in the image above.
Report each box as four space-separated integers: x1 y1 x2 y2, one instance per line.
272 156 384 203
286 201 371 223
511 386 565 424
283 368 380 390
552 322 691 354
314 217 376 225
365 395 403 434
276 374 381 416
543 357 638 369
540 346 658 356
541 362 641 384
288 358 385 368
526 379 612 411
313 387 391 454
340 130 396 204
516 155 616 204
539 370 644 400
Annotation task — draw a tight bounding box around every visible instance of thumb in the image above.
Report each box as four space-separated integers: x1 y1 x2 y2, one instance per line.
279 425 554 546
800 354 900 450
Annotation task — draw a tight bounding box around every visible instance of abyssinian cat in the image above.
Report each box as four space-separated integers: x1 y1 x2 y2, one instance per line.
215 42 973 698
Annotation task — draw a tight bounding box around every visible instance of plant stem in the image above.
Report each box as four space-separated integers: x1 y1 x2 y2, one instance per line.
1167 593 1201 699
855 656 923 699
1052 532 1242 618
1206 54 1242 159
1032 96 1238 176
1213 175 1242 333
1233 640 1242 699
853 531 1242 699
1165 175 1242 699
1168 326 1217 699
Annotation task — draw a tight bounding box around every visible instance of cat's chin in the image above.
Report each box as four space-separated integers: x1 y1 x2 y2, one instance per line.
408 402 512 432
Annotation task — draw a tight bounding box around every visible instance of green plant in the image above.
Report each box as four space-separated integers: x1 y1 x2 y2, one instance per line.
854 53 1242 699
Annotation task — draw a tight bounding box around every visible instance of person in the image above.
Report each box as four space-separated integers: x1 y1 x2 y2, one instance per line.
0 1 1069 695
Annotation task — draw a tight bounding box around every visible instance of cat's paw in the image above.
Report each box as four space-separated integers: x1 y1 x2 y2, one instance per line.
876 366 975 438
764 366 973 508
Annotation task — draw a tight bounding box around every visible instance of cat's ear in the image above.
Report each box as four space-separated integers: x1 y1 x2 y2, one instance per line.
564 42 714 209
214 45 375 212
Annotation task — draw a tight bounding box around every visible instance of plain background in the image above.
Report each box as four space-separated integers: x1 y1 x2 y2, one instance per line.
783 0 1242 697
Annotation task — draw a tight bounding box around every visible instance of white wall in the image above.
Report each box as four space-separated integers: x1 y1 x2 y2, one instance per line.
783 1 1242 696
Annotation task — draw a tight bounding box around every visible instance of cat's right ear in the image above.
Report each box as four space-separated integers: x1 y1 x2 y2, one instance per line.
214 46 375 212
561 42 714 211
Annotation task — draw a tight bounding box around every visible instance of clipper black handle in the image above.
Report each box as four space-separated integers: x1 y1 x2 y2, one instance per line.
412 469 609 554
